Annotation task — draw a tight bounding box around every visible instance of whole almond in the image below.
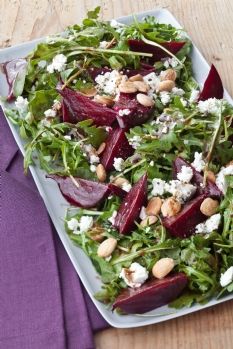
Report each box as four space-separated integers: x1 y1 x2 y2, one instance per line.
152 258 175 279
146 197 162 216
94 94 114 106
157 80 175 92
200 198 219 217
206 170 216 183
140 215 158 227
88 226 105 242
119 82 137 93
136 93 154 107
113 177 130 188
97 237 117 258
161 197 181 217
160 69 177 82
133 81 150 93
80 87 97 97
128 74 144 82
96 142 106 155
96 164 107 182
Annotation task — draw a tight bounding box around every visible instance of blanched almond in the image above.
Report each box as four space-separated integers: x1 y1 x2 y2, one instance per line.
161 197 181 217
133 81 149 93
140 215 158 227
80 87 97 97
119 82 137 93
94 94 114 106
136 93 154 107
206 170 216 183
96 164 107 182
152 258 175 279
113 177 130 188
157 80 175 92
146 197 162 216
160 69 177 82
129 74 143 82
200 198 219 216
96 142 106 155
97 237 117 258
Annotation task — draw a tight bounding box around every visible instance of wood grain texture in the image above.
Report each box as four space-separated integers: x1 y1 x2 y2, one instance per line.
1 1 233 348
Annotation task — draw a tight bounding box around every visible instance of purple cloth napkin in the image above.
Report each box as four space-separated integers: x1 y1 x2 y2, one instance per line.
0 107 108 349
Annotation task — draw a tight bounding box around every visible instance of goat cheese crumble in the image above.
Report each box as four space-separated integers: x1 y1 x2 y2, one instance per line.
191 152 205 172
177 166 193 183
198 98 223 115
108 210 118 225
220 266 233 287
151 178 166 196
113 157 124 171
38 60 47 68
67 216 93 234
119 262 149 288
67 218 79 231
118 109 131 117
89 154 100 164
95 70 122 95
143 72 160 93
44 109 57 118
165 180 196 203
216 165 233 194
47 54 67 73
160 91 171 105
128 135 142 149
189 89 199 103
15 96 29 113
122 182 132 192
163 57 179 68
195 213 221 234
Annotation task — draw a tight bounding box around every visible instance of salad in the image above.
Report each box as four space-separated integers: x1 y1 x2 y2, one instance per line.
2 7 233 315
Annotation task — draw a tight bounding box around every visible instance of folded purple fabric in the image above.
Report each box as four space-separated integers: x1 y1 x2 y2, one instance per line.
0 108 108 349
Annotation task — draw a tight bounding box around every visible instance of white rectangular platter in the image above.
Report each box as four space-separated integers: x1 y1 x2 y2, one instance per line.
1 8 233 328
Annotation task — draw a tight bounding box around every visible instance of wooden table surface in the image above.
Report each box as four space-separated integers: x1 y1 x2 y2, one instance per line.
1 1 233 348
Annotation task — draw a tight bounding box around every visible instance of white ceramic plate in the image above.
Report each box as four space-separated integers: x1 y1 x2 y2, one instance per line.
1 8 233 328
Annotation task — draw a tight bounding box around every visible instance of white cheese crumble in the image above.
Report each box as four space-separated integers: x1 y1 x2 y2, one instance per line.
47 54 67 73
197 98 223 115
38 60 47 68
128 135 142 149
67 218 79 231
151 178 166 196
90 165 97 172
122 182 132 192
108 210 118 225
220 266 233 287
15 96 29 114
191 152 205 172
189 89 199 103
163 57 178 68
79 216 94 234
44 109 57 118
119 262 149 288
216 165 233 194
160 91 171 105
89 154 100 164
143 72 160 93
64 135 71 140
113 157 124 171
180 98 188 107
95 70 122 96
99 40 108 49
118 108 131 117
165 180 196 203
195 213 221 234
177 165 193 183
172 87 185 96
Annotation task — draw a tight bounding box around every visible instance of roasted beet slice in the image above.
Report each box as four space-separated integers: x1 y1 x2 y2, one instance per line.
47 175 124 208
114 93 153 128
163 194 207 238
128 39 186 62
57 87 117 126
62 100 75 123
2 58 28 101
173 157 222 198
114 174 147 234
113 273 188 314
198 64 224 101
100 128 134 170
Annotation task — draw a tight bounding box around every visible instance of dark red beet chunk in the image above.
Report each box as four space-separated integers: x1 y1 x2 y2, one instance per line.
2 59 27 101
173 157 222 199
113 273 188 314
198 64 224 101
100 128 134 170
47 175 124 208
114 93 153 128
114 173 147 234
57 87 117 126
128 39 186 62
62 100 75 123
163 195 207 238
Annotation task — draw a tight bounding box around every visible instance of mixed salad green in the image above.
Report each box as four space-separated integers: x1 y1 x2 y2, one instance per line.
2 7 233 314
